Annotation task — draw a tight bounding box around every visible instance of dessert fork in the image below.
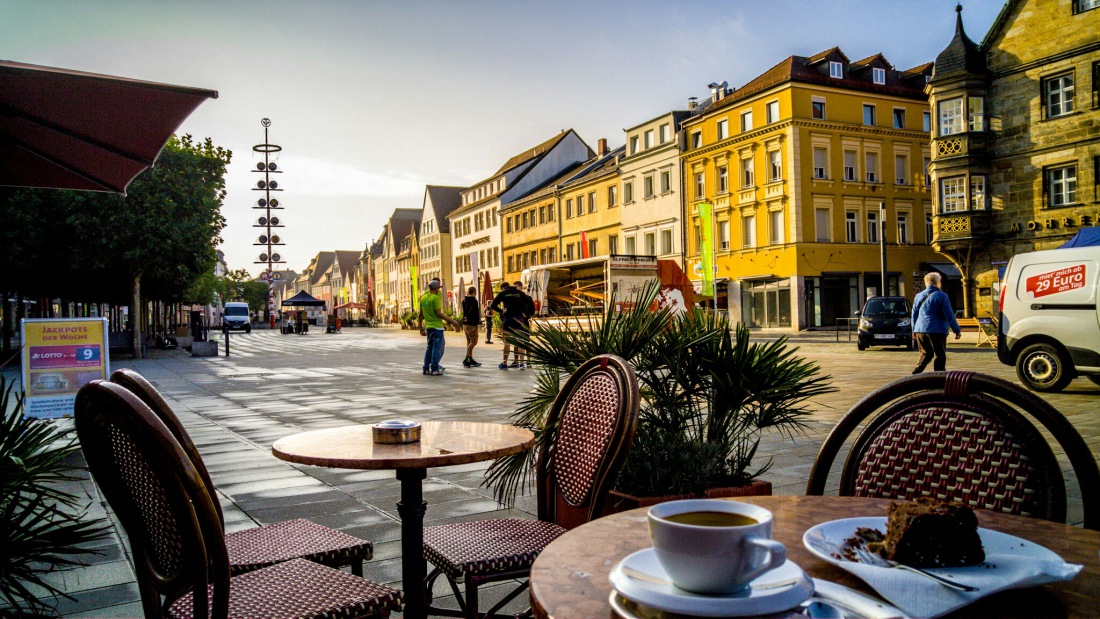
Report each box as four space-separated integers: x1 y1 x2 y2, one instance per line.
852 546 979 592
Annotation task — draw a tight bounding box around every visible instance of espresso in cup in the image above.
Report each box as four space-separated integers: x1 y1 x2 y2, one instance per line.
648 499 786 594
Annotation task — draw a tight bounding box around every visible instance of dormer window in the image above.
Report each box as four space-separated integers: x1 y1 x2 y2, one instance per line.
829 61 843 79
872 68 886 85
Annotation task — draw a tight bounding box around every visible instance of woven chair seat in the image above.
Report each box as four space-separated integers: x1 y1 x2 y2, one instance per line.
226 518 373 575
168 558 403 619
423 519 566 579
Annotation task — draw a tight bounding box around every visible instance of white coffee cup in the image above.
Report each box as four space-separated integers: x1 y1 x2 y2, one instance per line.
647 499 786 594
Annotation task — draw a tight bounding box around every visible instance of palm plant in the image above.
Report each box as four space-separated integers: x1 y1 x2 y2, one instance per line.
0 375 108 614
484 280 835 505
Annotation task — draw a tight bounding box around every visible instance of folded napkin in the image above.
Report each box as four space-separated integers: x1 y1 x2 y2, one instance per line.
838 554 1082 617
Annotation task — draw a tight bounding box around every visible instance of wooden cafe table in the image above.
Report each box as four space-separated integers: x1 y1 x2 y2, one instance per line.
529 495 1100 619
273 420 535 619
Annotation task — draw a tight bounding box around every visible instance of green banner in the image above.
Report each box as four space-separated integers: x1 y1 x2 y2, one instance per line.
410 265 419 311
698 202 714 296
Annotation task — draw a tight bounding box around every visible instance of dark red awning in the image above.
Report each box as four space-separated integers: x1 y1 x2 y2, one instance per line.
0 60 218 195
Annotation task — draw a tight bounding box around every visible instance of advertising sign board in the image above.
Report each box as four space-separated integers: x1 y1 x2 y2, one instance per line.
20 317 110 419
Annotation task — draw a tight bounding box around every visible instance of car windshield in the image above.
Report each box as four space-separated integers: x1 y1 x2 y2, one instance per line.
863 298 908 317
225 306 249 316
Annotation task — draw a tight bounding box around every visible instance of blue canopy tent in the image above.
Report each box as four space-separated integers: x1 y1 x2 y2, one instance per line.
1059 228 1100 248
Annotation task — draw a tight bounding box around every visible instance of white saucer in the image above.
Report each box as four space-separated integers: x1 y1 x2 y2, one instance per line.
609 548 814 617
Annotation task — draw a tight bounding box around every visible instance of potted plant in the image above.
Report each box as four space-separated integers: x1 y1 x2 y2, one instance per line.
484 280 835 510
0 375 108 615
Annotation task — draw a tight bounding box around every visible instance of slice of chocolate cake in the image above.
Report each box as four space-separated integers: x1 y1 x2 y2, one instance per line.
874 498 985 568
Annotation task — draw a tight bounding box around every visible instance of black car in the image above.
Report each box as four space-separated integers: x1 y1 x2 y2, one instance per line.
856 296 913 351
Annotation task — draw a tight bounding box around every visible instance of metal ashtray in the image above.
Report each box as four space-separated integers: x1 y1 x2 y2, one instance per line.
372 419 421 444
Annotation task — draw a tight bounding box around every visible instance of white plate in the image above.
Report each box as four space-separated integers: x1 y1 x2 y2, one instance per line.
609 548 814 617
802 517 1082 617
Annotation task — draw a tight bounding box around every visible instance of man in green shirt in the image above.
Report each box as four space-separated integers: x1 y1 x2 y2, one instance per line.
418 278 460 375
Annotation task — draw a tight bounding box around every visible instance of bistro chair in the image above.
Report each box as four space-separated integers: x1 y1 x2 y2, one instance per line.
74 380 403 619
806 370 1100 530
110 368 374 576
422 354 640 619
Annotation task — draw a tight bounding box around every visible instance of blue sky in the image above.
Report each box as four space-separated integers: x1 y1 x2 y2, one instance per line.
1 1 1004 274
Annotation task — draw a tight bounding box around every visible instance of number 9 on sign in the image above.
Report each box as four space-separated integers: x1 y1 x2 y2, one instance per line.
76 346 100 362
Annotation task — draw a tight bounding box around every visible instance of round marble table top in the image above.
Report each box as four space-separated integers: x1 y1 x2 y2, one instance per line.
529 495 1100 619
272 420 534 470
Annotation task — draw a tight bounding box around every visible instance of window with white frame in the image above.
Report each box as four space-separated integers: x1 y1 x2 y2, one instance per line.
770 210 784 245
741 110 753 132
660 170 671 193
589 238 598 257
1044 74 1074 118
1047 165 1077 207
608 185 618 207
608 235 618 255
1076 0 1100 11
742 215 756 248
766 100 780 124
565 244 575 261
865 152 879 183
844 150 857 181
644 175 655 199
815 208 831 242
895 154 908 185
769 150 782 181
660 123 670 143
717 166 728 193
625 235 636 255
923 111 931 132
661 228 673 255
695 172 705 198
923 156 932 186
813 147 827 179
897 212 909 244
845 211 859 242
624 181 634 204
893 108 906 129
645 130 654 149
812 97 826 120
941 177 966 212
691 131 702 148
717 119 729 140
588 192 597 213
719 220 730 250
970 176 987 209
644 232 656 256
565 199 573 218
742 157 755 187
829 61 843 78
867 210 879 244
630 136 639 154
863 104 876 126
939 97 963 135
873 67 886 85
968 97 984 131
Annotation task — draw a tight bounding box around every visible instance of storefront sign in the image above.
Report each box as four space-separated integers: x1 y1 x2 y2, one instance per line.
1010 215 1097 234
459 235 491 249
20 318 109 419
609 255 659 270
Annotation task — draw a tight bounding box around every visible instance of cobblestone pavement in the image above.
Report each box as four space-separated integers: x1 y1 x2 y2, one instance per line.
13 326 1099 617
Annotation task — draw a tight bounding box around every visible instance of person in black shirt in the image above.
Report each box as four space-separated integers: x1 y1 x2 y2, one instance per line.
489 282 525 370
460 286 482 367
512 282 535 370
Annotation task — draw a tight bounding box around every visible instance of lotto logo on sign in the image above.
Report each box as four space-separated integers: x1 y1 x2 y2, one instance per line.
1026 264 1087 298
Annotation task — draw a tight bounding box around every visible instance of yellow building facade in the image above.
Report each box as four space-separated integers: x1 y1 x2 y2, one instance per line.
501 179 565 284
558 147 625 263
682 49 939 329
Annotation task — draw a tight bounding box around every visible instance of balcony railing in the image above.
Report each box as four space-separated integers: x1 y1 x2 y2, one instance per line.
933 210 993 245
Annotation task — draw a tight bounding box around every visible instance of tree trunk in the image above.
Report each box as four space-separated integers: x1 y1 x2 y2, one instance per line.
131 273 143 359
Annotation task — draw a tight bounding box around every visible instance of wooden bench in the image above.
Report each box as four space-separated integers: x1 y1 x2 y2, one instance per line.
957 317 997 348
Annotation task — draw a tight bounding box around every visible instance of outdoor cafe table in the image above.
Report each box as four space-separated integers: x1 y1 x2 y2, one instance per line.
272 420 535 619
529 495 1100 619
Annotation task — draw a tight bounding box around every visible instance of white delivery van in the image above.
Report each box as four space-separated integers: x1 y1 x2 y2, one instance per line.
223 302 252 333
998 245 1100 392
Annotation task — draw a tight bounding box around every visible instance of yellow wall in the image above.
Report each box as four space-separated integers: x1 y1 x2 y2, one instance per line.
559 173 622 261
502 192 560 281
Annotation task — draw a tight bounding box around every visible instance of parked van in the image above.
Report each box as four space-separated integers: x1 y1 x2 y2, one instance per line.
998 245 1100 392
223 302 252 333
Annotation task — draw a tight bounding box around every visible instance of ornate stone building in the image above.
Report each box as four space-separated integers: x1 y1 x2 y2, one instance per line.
927 1 1100 317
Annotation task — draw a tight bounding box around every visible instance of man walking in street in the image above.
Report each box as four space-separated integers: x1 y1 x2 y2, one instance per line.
489 282 525 370
418 278 461 376
911 272 962 374
512 281 536 370
461 286 482 368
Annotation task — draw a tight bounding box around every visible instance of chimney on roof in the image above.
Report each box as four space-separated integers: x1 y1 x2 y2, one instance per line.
708 81 730 103
688 96 698 110
597 138 608 156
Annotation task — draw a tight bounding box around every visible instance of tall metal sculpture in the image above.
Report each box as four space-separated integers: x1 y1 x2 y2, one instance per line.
253 118 285 329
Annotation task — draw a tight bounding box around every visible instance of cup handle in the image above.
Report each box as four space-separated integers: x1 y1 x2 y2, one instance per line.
740 537 787 583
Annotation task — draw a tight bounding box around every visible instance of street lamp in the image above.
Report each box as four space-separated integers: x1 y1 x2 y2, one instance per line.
253 118 286 329
879 201 888 297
